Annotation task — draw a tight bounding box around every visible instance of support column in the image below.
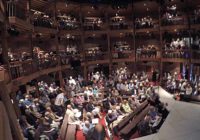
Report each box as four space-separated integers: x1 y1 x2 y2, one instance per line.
107 33 112 74
0 82 24 140
80 4 87 80
132 0 136 72
159 5 163 83
54 1 63 87
105 10 112 74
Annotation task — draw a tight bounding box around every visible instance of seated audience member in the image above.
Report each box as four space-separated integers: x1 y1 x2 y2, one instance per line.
85 100 101 118
185 84 192 95
19 116 35 140
54 89 66 116
86 124 108 140
105 110 118 126
82 120 94 135
66 105 81 125
121 100 132 113
138 115 151 136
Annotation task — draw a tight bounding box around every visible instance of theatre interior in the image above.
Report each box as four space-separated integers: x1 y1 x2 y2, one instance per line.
1 0 200 140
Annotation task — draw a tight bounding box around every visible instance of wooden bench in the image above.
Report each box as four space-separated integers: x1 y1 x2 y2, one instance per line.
117 100 148 131
59 114 77 140
120 105 150 137
180 94 200 102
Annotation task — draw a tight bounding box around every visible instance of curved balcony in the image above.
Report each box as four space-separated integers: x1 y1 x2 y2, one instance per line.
161 16 188 31
85 52 110 65
9 56 58 80
7 1 33 31
136 50 161 62
162 50 190 63
112 51 135 63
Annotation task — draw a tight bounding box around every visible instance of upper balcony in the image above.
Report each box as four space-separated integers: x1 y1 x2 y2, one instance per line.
109 15 132 31
160 2 188 31
6 1 33 31
83 16 107 31
135 17 159 33
31 10 57 34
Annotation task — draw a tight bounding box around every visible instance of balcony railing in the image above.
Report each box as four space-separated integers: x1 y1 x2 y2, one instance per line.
112 51 134 59
162 50 190 59
9 57 58 80
86 52 109 61
136 50 160 59
161 16 187 26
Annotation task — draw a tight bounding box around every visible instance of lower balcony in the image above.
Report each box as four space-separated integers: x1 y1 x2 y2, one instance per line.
85 53 110 65
8 17 33 31
112 51 135 63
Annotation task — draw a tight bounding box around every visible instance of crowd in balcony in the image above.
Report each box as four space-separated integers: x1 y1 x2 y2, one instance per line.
191 9 200 24
110 15 128 30
83 17 103 30
32 11 55 28
136 45 157 58
60 44 79 65
113 41 131 52
113 41 132 59
163 38 189 58
57 14 79 30
85 46 106 60
161 4 184 26
135 16 154 29
16 69 168 140
8 50 31 62
162 72 200 100
33 47 58 69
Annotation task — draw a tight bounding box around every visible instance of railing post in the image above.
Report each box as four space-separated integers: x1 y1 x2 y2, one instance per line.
0 81 24 140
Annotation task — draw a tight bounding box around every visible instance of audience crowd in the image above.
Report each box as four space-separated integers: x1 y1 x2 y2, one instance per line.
162 4 184 26
136 45 158 58
163 38 189 58
110 16 128 30
162 72 200 100
135 16 154 29
16 68 168 140
57 14 79 30
32 11 55 28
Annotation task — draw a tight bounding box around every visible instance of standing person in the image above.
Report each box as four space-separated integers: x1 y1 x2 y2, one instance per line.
54 89 66 116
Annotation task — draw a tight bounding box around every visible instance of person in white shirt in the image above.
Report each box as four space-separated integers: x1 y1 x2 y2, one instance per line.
55 92 65 106
69 76 76 86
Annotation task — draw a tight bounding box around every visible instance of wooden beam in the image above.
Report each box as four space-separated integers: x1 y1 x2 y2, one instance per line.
0 82 24 140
